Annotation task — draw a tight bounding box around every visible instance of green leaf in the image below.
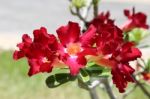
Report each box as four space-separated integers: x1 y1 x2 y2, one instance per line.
128 28 150 43
146 59 150 72
46 73 76 88
46 75 56 88
86 64 103 76
87 61 96 67
77 78 89 90
79 69 90 82
99 71 111 77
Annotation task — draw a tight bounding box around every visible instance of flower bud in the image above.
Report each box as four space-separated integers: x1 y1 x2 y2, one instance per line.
72 0 86 8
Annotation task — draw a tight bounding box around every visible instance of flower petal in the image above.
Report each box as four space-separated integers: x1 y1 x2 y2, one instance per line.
80 25 96 46
56 21 80 46
13 51 25 60
66 57 84 76
112 64 135 93
28 59 40 76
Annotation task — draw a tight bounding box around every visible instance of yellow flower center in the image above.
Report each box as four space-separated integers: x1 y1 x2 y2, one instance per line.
66 43 81 55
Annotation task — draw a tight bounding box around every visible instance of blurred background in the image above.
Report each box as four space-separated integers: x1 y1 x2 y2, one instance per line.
0 0 150 99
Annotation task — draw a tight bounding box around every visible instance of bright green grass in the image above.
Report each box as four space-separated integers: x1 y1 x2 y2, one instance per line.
0 51 149 99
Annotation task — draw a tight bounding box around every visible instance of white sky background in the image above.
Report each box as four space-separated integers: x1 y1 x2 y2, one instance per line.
0 0 149 49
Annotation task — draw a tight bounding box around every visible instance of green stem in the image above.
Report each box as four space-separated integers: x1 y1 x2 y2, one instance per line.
92 0 99 17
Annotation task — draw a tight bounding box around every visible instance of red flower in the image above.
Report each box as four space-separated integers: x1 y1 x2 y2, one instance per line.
89 14 142 92
121 8 149 32
142 72 150 83
88 11 114 28
56 21 96 76
110 42 141 92
89 11 123 55
93 42 141 92
13 27 58 76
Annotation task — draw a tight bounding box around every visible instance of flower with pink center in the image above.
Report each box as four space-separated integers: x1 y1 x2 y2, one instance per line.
56 21 96 76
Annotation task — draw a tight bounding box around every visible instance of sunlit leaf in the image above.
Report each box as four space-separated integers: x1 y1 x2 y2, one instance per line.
79 69 90 82
128 28 150 44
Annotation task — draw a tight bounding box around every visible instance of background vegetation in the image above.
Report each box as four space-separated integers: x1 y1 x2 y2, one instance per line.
0 50 149 99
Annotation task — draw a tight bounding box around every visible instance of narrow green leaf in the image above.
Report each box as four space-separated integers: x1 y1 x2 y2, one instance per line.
79 69 90 82
46 73 76 88
77 78 89 90
86 65 103 76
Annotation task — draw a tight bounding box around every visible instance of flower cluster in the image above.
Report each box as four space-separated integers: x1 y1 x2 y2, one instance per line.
88 11 142 92
14 8 147 93
14 22 97 76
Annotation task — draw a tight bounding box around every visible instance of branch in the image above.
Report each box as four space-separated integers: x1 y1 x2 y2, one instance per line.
102 78 116 99
89 87 99 99
69 6 87 24
76 8 87 23
89 78 116 99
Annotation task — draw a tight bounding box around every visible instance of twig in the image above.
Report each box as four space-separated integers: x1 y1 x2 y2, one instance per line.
76 8 87 23
69 6 87 23
92 0 99 17
133 75 150 98
69 0 92 29
78 0 92 29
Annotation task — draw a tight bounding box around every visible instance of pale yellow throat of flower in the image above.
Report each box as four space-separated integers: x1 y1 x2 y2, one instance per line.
87 55 114 68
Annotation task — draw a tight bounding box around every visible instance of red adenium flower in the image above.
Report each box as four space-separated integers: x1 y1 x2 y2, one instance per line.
121 8 149 32
13 27 58 76
88 11 114 28
110 42 141 92
89 11 122 55
56 21 96 76
92 42 141 92
89 14 142 92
